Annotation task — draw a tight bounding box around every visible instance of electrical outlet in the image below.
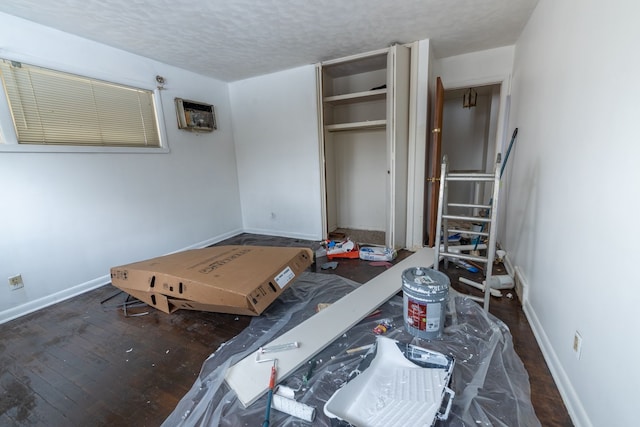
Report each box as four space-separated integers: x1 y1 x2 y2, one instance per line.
8 274 24 290
573 331 583 360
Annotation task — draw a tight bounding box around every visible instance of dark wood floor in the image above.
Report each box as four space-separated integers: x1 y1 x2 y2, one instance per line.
440 259 573 427
0 234 573 426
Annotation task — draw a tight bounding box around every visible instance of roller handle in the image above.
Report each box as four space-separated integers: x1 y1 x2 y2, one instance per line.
268 365 277 388
262 390 273 427
262 363 277 427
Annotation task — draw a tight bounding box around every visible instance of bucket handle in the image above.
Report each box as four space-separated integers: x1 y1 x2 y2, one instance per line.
436 387 456 421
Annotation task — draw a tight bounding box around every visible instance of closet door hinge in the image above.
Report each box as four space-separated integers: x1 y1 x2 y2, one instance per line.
431 128 441 133
427 177 440 183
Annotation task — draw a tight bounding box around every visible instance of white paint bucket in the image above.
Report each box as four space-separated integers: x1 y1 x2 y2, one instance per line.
401 267 450 340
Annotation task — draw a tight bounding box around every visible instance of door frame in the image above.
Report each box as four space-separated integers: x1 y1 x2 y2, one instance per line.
316 46 414 248
427 77 444 247
315 64 328 240
315 48 394 243
424 74 512 247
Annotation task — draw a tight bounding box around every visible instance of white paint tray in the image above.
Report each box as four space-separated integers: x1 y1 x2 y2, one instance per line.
324 336 455 427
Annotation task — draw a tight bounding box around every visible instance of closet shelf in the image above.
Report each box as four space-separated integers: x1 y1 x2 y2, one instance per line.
323 89 387 106
325 120 387 132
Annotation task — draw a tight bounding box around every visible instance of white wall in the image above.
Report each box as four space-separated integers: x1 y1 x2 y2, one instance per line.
435 45 515 89
0 13 243 322
442 92 493 172
331 130 387 231
441 91 495 213
435 45 515 164
507 1 640 426
229 65 323 240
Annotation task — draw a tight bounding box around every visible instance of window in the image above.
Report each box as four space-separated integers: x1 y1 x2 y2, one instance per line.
0 59 162 150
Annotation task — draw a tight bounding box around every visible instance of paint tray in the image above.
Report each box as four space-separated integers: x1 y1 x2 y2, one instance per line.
324 336 455 427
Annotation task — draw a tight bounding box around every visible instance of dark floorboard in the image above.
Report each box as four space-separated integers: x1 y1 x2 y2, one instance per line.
0 234 573 426
440 259 573 427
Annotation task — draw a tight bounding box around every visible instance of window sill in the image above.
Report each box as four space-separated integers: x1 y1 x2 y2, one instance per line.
0 144 170 154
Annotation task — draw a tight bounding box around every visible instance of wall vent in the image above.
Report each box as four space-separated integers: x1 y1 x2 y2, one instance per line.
514 266 527 304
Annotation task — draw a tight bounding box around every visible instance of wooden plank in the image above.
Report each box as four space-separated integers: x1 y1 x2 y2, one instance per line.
225 247 435 407
325 119 386 132
323 88 387 105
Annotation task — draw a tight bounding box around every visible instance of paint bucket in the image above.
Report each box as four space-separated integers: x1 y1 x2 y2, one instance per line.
401 267 450 340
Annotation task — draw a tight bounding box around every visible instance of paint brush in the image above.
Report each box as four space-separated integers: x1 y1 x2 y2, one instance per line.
346 343 374 354
262 359 277 427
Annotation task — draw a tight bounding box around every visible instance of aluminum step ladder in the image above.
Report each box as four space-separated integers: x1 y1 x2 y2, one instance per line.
433 154 501 311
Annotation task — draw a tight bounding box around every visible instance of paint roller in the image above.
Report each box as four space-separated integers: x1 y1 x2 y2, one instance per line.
271 389 316 423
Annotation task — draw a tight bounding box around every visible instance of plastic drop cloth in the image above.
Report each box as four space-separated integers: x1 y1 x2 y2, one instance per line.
162 272 541 427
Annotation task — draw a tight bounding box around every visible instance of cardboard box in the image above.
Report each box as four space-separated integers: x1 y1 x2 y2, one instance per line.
110 245 313 315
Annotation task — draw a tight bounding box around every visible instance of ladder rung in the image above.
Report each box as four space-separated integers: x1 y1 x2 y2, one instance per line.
448 172 494 178
446 172 495 182
440 251 488 264
445 176 495 182
435 156 502 312
448 202 491 209
447 228 489 237
443 214 491 223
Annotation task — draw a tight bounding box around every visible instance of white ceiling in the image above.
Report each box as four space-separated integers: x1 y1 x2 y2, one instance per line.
0 0 539 82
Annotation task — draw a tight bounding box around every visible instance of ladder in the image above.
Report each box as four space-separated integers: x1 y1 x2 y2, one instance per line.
433 154 501 311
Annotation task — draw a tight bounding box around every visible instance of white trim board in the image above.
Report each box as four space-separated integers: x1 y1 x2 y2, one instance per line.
0 228 244 325
524 301 591 427
0 276 109 325
240 227 322 242
225 246 435 407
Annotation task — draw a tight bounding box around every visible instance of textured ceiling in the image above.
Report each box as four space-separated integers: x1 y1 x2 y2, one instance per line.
0 0 538 82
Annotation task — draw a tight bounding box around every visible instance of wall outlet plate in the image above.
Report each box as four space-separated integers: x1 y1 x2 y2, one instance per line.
8 274 24 290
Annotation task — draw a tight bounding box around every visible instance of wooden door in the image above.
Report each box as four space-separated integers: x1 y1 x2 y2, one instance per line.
427 77 444 247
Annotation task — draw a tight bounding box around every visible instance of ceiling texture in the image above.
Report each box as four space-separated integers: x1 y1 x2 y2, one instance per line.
0 0 539 82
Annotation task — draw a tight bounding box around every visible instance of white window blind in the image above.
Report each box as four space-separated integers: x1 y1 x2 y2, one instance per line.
0 59 161 147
